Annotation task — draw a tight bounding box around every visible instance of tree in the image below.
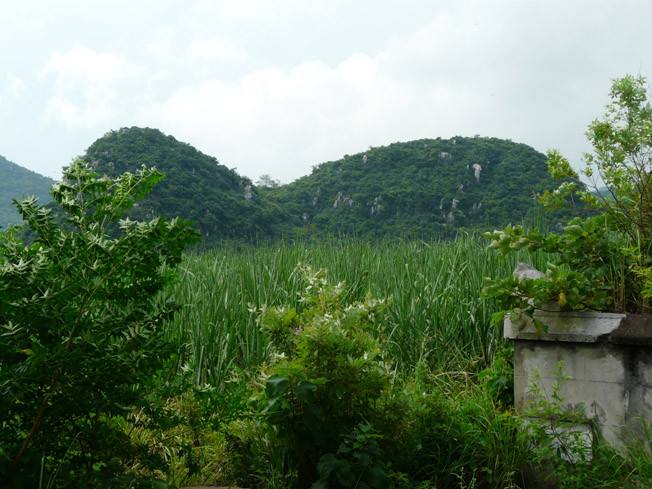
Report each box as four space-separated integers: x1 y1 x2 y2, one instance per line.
0 160 198 487
543 75 652 244
485 74 652 317
256 173 281 188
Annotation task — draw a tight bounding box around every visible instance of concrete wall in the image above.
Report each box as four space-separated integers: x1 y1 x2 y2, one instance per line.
505 311 652 447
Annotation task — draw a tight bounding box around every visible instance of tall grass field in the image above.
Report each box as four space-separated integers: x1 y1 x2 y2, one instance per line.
165 236 545 386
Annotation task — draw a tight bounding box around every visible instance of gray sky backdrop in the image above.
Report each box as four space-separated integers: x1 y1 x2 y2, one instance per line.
1 0 650 183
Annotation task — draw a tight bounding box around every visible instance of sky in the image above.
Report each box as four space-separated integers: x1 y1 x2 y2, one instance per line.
1 0 651 183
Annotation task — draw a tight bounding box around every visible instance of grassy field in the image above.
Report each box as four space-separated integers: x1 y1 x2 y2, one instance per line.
165 236 546 386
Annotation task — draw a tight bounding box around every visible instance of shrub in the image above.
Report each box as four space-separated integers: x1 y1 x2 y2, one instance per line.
121 385 233 488
0 160 198 487
379 372 529 489
484 75 652 317
255 265 391 486
231 266 531 489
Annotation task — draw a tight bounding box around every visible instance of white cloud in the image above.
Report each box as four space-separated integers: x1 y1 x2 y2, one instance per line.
187 39 248 63
43 46 135 84
140 53 406 182
136 0 652 183
44 93 115 128
5 0 648 182
133 6 526 182
9 76 25 98
41 47 137 128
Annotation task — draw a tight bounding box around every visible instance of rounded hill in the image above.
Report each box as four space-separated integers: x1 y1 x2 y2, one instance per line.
85 127 281 240
0 155 54 228
266 136 562 237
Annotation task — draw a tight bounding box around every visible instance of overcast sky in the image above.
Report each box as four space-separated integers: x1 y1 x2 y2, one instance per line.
1 0 650 183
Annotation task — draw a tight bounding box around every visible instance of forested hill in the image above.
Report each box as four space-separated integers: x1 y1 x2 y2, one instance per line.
264 136 563 238
83 129 573 240
0 155 53 228
85 127 283 239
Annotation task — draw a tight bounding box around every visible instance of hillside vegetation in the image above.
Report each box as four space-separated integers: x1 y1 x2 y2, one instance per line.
0 155 53 228
166 238 547 386
83 129 570 240
266 136 566 237
85 127 284 239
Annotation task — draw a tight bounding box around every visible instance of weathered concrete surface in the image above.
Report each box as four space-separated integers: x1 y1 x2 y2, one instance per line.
504 310 626 343
507 311 652 447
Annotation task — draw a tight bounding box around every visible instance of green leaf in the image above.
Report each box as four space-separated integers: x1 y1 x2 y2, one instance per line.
265 376 290 397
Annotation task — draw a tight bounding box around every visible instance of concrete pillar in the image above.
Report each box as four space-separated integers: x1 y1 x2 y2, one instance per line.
505 311 652 447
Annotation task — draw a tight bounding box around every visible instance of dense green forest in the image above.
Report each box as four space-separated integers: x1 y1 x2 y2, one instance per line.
265 136 570 237
85 127 285 239
3 129 577 239
0 155 53 228
83 129 573 239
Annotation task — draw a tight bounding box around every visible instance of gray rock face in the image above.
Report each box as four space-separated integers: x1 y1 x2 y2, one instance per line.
513 263 544 281
370 196 383 216
333 192 354 208
473 163 482 182
243 184 253 200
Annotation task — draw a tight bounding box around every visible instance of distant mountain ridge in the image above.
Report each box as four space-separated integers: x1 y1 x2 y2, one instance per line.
42 127 574 240
0 155 54 228
264 136 564 238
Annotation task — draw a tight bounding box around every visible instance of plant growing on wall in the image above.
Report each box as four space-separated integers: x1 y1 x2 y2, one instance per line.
484 75 652 322
0 160 198 487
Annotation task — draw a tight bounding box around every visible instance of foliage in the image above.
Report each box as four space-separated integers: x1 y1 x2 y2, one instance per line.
257 174 281 188
313 423 389 489
119 383 244 488
0 160 198 487
378 372 529 489
165 238 548 387
221 267 534 489
265 136 581 238
484 75 652 315
83 128 580 240
85 127 286 240
168 260 652 489
478 345 514 407
223 416 295 489
254 265 390 486
0 154 53 228
483 214 632 320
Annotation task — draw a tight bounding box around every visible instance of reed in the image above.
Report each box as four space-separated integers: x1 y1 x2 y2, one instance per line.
164 237 546 386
